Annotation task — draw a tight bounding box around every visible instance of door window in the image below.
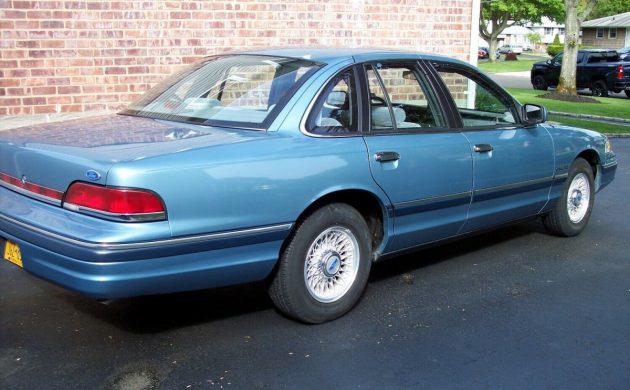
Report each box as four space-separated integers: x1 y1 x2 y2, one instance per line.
435 65 517 127
366 64 444 131
307 69 358 134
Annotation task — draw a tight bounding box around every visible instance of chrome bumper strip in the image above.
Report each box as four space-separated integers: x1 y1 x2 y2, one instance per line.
0 212 292 251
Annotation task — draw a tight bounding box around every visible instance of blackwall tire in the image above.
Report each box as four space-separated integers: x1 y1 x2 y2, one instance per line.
268 203 372 323
543 158 595 237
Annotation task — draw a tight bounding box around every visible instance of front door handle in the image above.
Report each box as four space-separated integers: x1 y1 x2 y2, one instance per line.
375 151 400 162
473 144 493 153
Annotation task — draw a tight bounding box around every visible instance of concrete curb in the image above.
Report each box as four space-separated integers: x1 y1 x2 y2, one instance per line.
549 111 630 125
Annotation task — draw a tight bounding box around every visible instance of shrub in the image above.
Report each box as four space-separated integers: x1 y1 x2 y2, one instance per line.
547 44 563 57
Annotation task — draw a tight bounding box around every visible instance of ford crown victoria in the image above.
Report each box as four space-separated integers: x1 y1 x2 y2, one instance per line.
0 49 617 323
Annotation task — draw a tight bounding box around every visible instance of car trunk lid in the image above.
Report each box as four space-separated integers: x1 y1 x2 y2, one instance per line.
0 114 260 203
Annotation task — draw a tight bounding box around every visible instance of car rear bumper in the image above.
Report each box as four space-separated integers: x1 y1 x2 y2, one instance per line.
613 81 630 90
0 186 290 299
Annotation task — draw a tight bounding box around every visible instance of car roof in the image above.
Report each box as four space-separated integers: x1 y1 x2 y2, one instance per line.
237 47 468 66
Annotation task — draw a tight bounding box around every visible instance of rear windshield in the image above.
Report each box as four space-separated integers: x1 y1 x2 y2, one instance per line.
120 55 322 130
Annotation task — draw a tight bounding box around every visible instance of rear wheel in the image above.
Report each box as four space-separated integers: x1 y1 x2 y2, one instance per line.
543 158 595 237
269 203 372 323
532 74 548 91
591 80 608 97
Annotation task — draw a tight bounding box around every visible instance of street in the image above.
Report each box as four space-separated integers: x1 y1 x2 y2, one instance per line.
487 69 628 100
1 140 629 389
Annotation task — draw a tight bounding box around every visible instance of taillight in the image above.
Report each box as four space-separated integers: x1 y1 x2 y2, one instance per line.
617 65 624 80
63 182 166 222
0 172 64 203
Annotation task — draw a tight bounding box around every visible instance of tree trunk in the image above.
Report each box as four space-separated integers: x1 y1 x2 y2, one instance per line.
488 36 498 63
556 0 579 95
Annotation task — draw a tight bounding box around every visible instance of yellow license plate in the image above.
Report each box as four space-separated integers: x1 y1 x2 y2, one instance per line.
3 240 23 268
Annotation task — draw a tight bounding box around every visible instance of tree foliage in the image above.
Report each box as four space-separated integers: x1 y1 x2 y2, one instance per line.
479 0 564 62
527 32 542 45
588 0 630 20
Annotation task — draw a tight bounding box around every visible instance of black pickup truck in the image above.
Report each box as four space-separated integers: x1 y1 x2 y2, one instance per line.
530 49 630 98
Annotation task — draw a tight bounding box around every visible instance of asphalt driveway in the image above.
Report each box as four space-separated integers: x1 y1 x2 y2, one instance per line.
1 141 629 390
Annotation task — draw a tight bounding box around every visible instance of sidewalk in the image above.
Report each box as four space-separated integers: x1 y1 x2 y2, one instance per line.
0 112 108 131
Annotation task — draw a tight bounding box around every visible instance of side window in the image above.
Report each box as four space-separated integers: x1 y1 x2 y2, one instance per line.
435 66 516 127
307 69 358 134
366 64 444 131
366 66 394 130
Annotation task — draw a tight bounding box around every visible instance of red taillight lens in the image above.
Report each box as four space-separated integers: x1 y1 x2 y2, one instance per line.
617 65 623 80
0 172 64 202
64 182 165 221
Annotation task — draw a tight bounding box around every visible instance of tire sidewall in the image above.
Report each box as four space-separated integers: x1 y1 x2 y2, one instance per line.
533 75 547 90
556 159 595 236
592 80 607 97
282 204 372 323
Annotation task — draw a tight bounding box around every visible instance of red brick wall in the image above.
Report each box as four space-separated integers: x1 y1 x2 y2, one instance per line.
0 0 474 116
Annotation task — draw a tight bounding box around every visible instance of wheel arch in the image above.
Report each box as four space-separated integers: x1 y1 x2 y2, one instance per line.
286 189 392 262
576 148 602 190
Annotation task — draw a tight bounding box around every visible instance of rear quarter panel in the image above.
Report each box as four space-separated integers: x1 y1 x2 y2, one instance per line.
105 131 389 239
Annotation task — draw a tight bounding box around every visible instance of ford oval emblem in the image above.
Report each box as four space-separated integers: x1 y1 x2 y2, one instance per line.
86 170 101 181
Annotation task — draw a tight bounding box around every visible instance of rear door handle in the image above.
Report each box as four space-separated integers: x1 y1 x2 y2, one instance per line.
473 144 493 153
375 151 400 162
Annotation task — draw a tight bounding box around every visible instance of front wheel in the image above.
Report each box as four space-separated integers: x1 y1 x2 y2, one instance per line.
591 80 608 97
625 90 630 99
543 158 595 237
269 203 372 323
532 74 548 91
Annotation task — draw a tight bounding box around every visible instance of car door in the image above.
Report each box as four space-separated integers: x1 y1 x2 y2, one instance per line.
359 61 473 252
426 60 554 233
547 53 563 86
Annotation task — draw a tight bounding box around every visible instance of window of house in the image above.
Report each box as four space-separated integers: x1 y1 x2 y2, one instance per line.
596 28 607 39
559 28 565 35
544 27 553 36
609 28 617 39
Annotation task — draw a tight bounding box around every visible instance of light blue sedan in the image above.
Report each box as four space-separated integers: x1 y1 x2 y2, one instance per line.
0 49 617 323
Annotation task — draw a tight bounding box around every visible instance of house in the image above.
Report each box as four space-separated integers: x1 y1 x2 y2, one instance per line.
582 12 630 49
0 0 482 116
479 17 566 51
523 17 566 49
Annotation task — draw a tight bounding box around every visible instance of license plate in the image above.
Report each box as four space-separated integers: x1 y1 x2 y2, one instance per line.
3 240 23 268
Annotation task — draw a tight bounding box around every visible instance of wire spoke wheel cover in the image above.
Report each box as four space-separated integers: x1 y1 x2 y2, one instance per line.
304 226 360 303
566 172 590 223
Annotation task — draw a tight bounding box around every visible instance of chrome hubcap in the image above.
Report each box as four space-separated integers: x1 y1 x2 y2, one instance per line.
304 226 360 303
567 172 590 223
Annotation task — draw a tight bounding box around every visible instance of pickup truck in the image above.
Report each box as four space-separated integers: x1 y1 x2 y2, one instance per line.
530 49 630 98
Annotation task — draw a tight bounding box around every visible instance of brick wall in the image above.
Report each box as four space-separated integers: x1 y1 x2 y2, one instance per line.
0 0 475 116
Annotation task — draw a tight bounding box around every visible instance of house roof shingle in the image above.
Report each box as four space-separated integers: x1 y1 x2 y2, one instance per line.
583 12 630 28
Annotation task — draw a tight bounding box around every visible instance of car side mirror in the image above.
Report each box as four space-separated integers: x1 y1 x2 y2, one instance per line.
545 59 551 65
522 103 547 125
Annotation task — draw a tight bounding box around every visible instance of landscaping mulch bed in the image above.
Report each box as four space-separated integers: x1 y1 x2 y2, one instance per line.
537 92 601 104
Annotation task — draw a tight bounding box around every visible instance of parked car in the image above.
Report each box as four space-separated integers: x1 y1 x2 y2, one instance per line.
522 43 533 51
498 44 523 54
478 47 500 60
531 49 630 97
618 47 630 61
0 49 617 323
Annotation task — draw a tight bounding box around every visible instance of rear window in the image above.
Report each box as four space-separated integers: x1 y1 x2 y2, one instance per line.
121 55 322 130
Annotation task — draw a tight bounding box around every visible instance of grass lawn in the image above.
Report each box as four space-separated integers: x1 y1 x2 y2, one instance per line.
548 115 630 134
506 88 630 120
478 59 541 73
